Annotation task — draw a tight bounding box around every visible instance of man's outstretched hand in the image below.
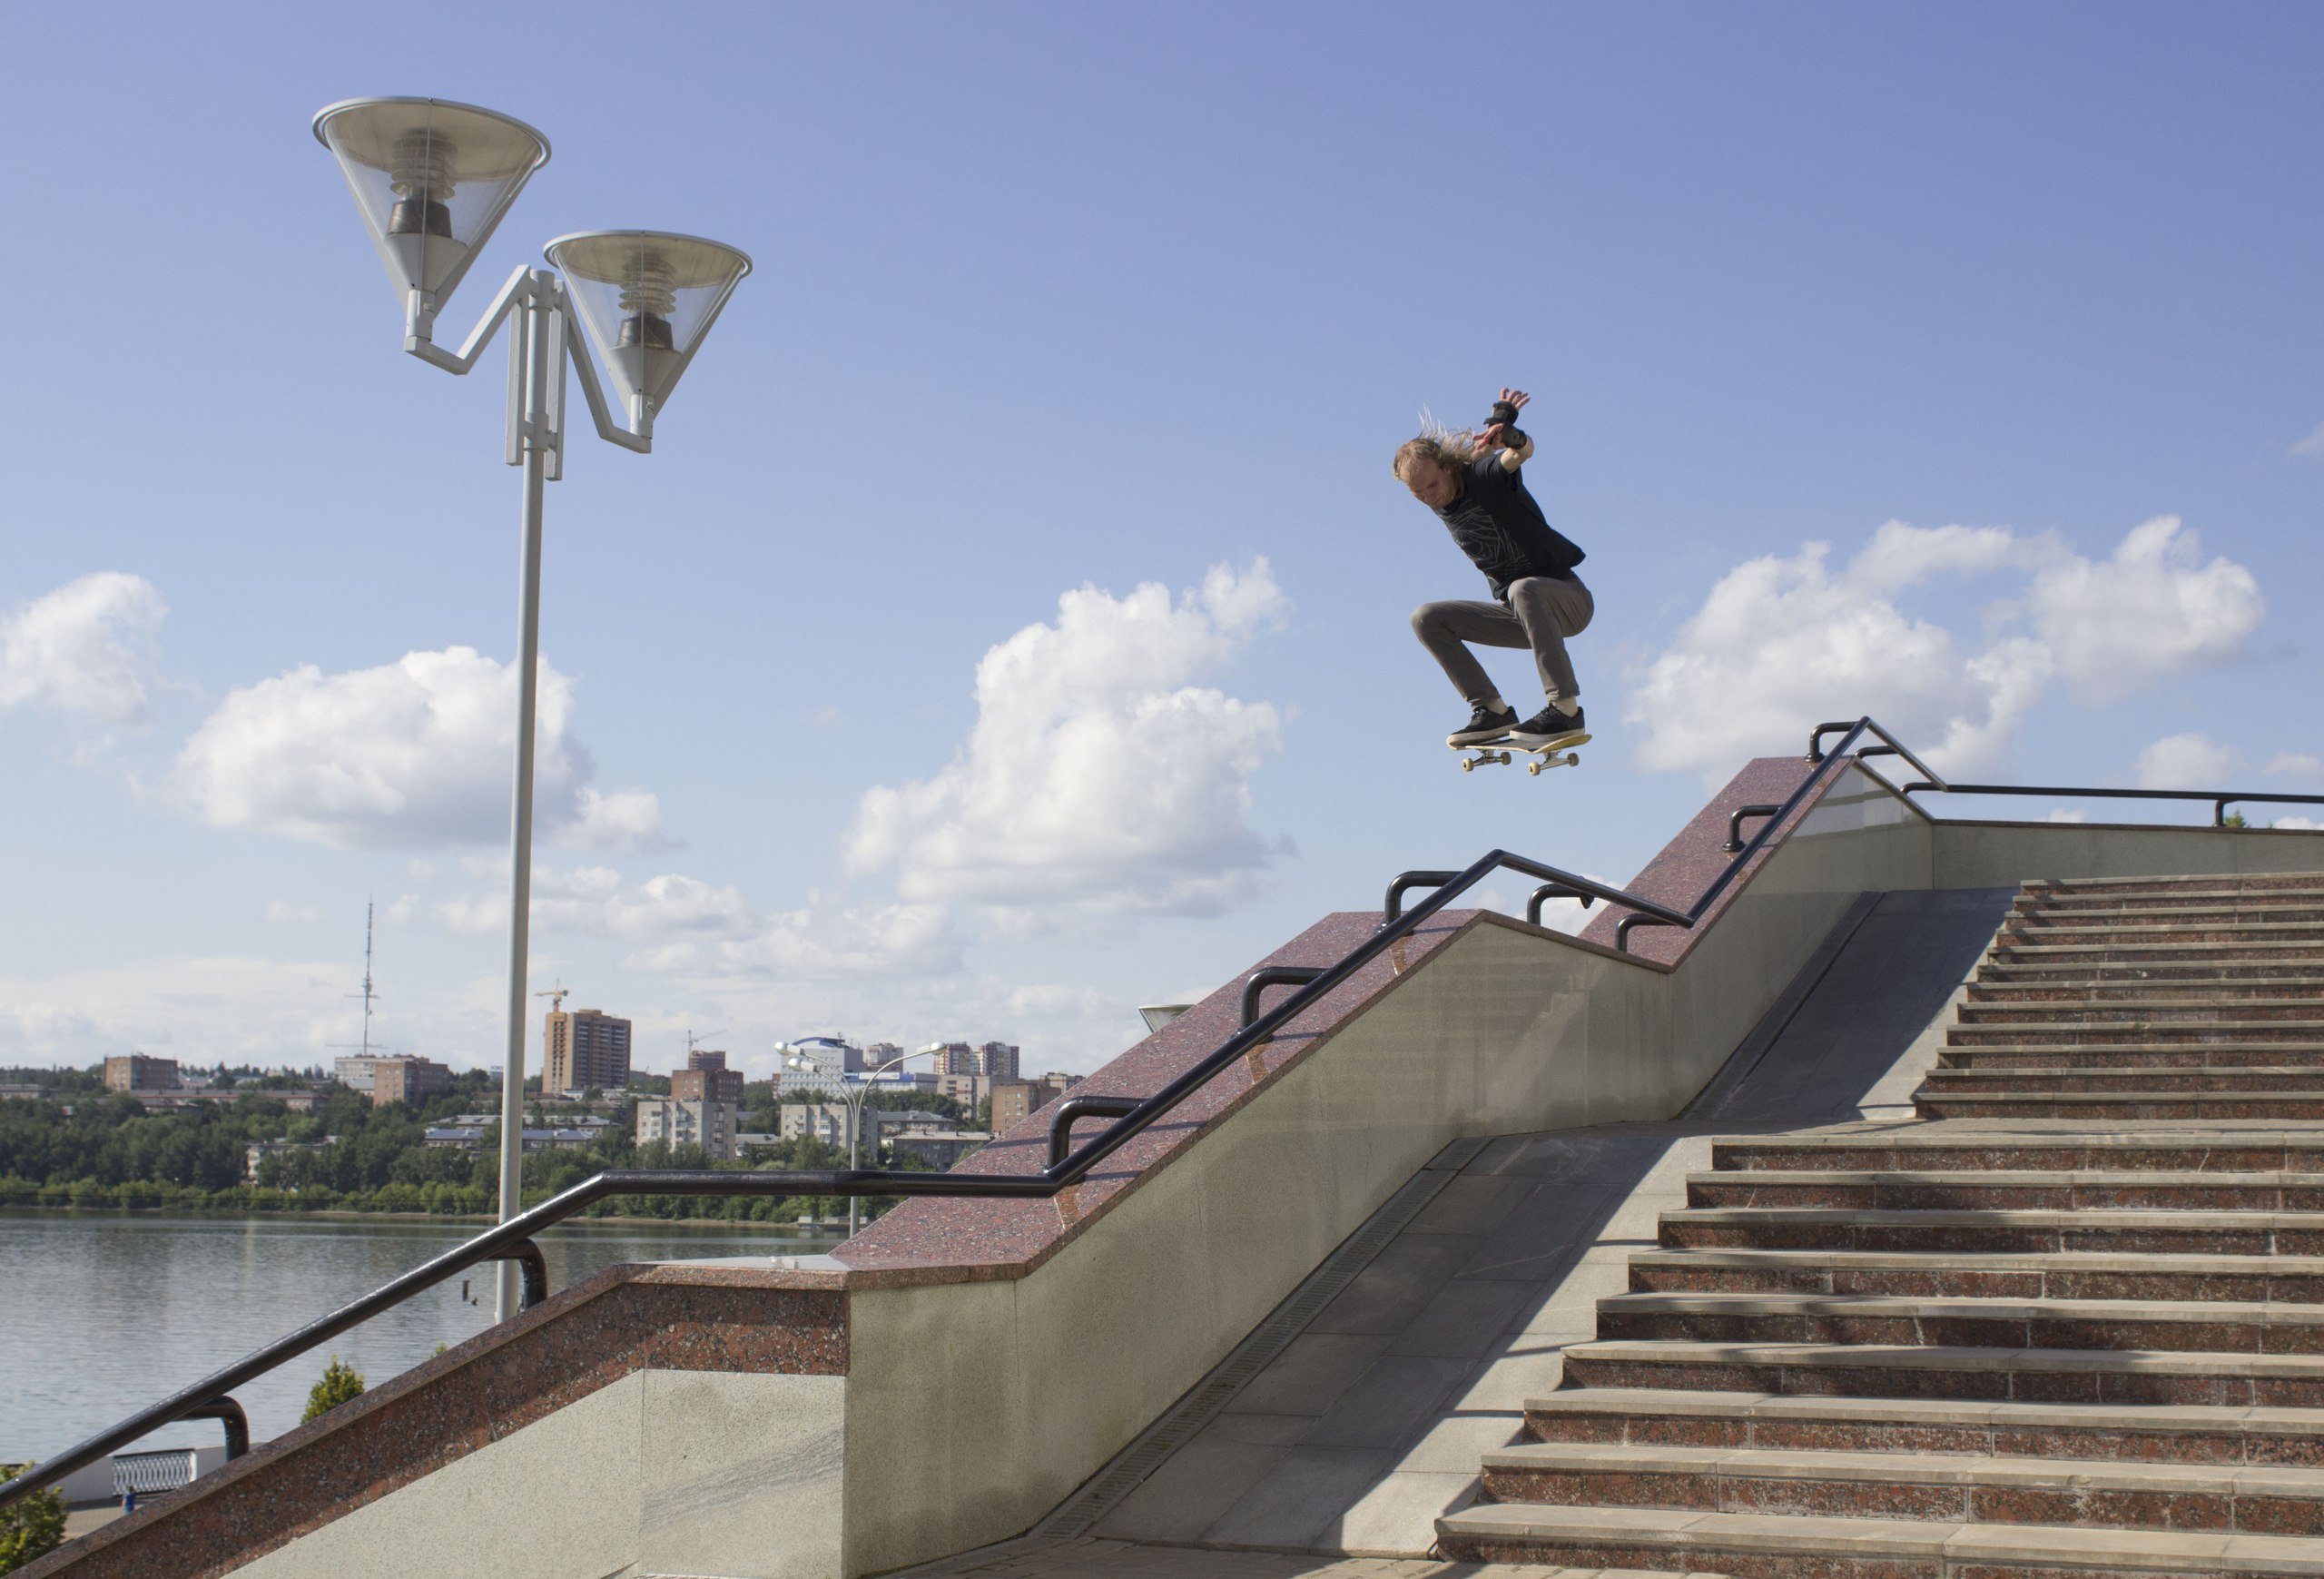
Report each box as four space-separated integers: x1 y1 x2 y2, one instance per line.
1478 387 1531 449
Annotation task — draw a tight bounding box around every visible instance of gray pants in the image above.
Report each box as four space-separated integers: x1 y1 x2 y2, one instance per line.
1411 574 1594 707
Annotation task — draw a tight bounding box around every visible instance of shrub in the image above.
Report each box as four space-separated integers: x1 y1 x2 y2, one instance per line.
301 1357 366 1424
0 1465 64 1572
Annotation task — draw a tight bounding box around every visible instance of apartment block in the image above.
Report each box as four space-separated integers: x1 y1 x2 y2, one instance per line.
104 1054 181 1093
543 1009 633 1095
988 1072 1079 1134
634 1096 737 1161
674 1050 745 1105
370 1056 453 1108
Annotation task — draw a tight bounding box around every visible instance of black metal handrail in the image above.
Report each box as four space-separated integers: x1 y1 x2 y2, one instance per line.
1893 780 2324 829
1243 966 1328 1028
1721 804 1781 854
1046 1096 1143 1168
1526 883 1595 925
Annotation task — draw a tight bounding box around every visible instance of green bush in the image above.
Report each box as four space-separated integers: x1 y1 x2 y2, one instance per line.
0 1465 64 1572
301 1357 366 1424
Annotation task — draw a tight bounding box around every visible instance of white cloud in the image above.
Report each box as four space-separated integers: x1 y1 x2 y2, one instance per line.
2290 421 2324 460
263 901 321 924
2275 816 2322 831
2266 753 2324 780
845 560 1290 923
171 646 656 852
2135 733 2238 790
0 573 167 726
1627 518 2264 782
2026 518 2263 704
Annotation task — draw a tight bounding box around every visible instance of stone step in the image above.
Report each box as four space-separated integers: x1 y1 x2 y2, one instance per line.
1436 1501 2324 1575
1948 1021 2324 1045
1915 1091 2324 1121
1685 1169 2324 1212
1991 942 2324 965
1559 1337 2324 1406
1660 1206 2324 1256
1976 961 2324 985
1592 1291 2324 1355
2014 903 2324 924
1475 1441 2324 1535
1710 1132 2324 1174
1627 1247 2324 1302
1939 1047 2324 1071
2021 873 2324 897
1522 1387 2324 1466
2018 886 2324 912
1920 1069 2324 1095
2003 922 2324 945
1969 981 2324 1003
1958 1002 2324 1024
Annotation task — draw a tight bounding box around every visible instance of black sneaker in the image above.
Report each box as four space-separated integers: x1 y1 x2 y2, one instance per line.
1447 702 1519 747
1509 703 1586 745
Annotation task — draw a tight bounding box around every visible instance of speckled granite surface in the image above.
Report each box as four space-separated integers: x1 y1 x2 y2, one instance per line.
1576 754 1840 966
23 1269 844 1579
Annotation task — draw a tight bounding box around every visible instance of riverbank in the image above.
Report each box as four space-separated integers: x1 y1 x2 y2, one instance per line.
0 1203 856 1231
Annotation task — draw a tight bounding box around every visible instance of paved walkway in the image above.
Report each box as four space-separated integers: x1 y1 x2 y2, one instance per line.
914 1537 1720 1577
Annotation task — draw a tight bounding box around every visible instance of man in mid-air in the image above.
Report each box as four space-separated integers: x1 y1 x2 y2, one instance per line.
1396 387 1592 749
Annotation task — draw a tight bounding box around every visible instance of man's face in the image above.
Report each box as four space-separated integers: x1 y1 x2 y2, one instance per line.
1402 459 1460 509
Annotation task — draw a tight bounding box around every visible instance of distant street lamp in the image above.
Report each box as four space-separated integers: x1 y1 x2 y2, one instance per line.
314 97 750 1321
782 1043 939 1237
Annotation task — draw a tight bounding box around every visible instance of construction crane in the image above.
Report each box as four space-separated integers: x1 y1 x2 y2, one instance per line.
684 1027 726 1062
534 982 569 1014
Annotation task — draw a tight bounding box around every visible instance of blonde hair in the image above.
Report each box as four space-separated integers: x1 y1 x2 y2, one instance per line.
1392 407 1478 479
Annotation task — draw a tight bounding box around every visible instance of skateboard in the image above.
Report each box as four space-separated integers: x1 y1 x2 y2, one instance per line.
1456 731 1590 776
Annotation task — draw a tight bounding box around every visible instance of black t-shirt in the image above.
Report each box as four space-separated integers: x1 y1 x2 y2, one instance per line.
1434 455 1586 600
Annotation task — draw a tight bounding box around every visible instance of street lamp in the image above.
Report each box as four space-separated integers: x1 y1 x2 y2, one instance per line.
314 96 751 1320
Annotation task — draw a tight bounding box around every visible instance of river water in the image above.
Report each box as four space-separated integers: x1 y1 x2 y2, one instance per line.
0 1211 842 1465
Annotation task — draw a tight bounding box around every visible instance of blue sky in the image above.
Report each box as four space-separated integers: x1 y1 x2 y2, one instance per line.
4 2 2319 1079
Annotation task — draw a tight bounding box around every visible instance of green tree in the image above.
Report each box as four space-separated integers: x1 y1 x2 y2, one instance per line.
0 1466 64 1572
302 1357 366 1423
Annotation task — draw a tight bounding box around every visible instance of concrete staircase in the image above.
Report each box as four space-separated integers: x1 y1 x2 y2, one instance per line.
1439 873 2324 1577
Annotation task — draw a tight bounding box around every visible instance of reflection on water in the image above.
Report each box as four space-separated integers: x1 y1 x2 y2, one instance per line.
0 1211 841 1462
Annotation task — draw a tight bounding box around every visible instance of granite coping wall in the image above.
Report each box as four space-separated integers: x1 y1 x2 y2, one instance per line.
23 755 1937 1579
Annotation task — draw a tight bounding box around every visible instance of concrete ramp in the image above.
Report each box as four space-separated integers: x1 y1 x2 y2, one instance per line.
1068 886 2014 1559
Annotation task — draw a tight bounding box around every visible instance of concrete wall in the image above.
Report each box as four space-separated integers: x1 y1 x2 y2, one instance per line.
231 1370 844 1579
1933 819 2324 887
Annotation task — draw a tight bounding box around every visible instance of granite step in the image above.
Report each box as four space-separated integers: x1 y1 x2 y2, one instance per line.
1592 1291 2324 1354
1685 1169 2324 1212
1475 1441 2324 1535
1938 1047 2324 1071
1436 1501 2324 1576
1957 1002 2324 1025
2017 886 2324 912
1522 1387 2324 1466
1948 1022 2324 1045
1969 982 2324 1004
2021 874 2324 898
1628 1247 2324 1302
2001 923 2324 946
1915 1091 2324 1121
1919 1070 2324 1096
1710 1133 2324 1174
2013 903 2324 925
1976 962 2324 985
1559 1337 2324 1406
1990 942 2324 965
1660 1206 2324 1256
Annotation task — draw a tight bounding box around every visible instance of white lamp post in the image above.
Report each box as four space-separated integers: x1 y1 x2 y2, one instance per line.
839 1047 937 1237
314 96 751 1320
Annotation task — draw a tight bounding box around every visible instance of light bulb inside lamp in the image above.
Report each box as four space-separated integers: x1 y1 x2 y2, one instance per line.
385 130 457 240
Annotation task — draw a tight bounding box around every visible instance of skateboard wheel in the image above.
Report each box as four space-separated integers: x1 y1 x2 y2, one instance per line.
1461 758 1476 772
1528 760 1545 775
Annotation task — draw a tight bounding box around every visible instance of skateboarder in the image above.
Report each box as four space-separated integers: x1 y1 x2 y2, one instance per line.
1396 388 1592 749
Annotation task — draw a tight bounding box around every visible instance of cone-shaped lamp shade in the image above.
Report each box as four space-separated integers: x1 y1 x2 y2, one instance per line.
313 97 548 311
546 231 751 419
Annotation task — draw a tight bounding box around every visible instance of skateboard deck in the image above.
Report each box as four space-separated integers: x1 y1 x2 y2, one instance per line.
1454 730 1590 776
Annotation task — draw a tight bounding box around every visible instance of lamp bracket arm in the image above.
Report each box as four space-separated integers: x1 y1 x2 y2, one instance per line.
552 279 654 455
402 267 538 376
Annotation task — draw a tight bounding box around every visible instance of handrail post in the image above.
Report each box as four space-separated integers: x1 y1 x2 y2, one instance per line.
1046 1095 1143 1169
1617 914 1681 952
486 1239 549 1309
1720 804 1781 854
1242 966 1327 1028
1381 871 1462 927
2217 797 2233 828
1524 883 1594 927
179 1398 250 1461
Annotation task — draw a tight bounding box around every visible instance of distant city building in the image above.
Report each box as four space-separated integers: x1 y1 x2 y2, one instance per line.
104 1055 180 1093
988 1073 1080 1134
933 1041 977 1076
978 1041 1021 1079
865 1041 905 1067
369 1056 453 1108
0 1084 49 1102
774 1035 861 1097
779 1102 924 1156
635 1096 737 1160
424 1125 488 1150
935 1072 990 1110
673 1051 744 1105
887 1125 989 1170
332 1055 381 1093
543 1008 633 1095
